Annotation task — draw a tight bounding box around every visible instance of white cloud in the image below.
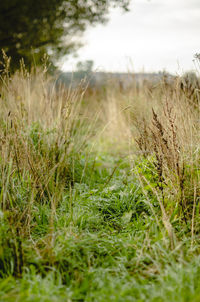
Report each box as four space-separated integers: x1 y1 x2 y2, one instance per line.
61 0 200 73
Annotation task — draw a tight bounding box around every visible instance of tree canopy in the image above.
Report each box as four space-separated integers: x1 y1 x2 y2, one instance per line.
0 0 130 71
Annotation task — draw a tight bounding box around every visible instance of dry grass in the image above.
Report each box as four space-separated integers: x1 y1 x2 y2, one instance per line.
0 58 200 276
1 59 200 301
81 71 200 239
0 61 96 255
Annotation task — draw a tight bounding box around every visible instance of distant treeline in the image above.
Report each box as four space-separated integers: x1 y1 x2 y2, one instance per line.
57 71 172 88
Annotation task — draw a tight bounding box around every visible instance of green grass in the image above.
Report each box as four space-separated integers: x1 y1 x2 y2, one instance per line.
0 66 200 301
1 154 200 301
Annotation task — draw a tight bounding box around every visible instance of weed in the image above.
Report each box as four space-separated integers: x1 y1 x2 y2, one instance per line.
0 63 200 301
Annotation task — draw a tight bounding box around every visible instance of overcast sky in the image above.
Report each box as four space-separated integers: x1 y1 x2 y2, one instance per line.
61 0 200 74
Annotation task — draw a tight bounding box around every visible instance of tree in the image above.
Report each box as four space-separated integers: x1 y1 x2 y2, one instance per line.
76 60 94 74
0 0 130 71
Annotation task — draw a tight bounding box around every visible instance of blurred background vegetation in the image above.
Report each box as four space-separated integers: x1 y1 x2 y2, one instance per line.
1 2 200 301
0 0 130 71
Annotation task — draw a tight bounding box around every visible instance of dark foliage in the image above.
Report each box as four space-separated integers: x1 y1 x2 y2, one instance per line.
0 0 130 71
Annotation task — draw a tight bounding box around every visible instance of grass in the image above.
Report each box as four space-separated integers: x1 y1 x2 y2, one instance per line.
0 59 200 301
1 166 200 302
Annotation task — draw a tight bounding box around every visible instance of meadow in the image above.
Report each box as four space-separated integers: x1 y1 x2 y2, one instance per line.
0 58 200 301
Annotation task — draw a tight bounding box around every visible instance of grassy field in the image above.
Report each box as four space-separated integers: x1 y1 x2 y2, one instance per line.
0 61 200 301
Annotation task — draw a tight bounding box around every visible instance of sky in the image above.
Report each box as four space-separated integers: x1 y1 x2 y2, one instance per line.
61 0 200 74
